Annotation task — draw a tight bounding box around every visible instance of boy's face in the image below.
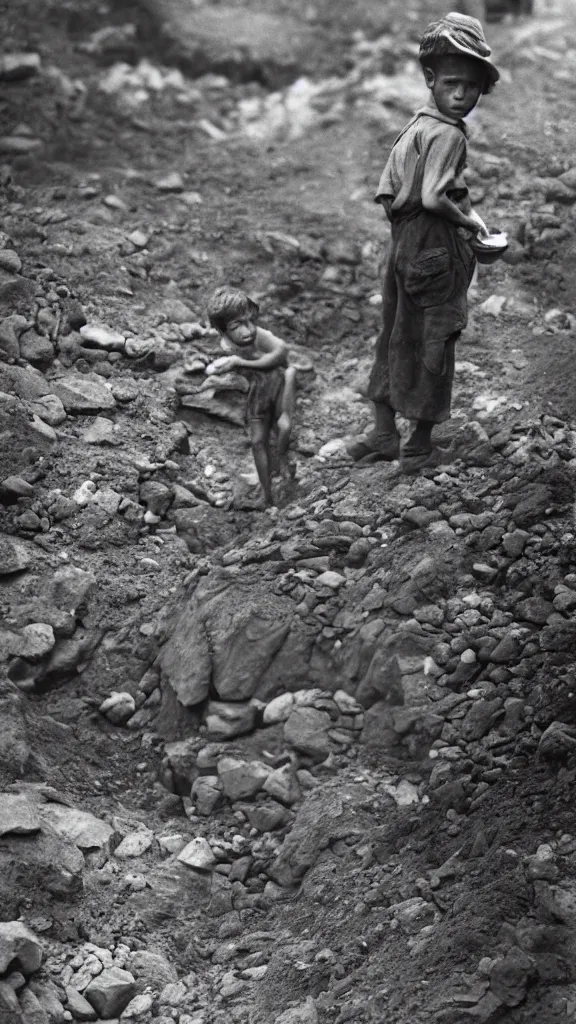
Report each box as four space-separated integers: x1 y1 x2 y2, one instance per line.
226 316 257 347
424 55 484 120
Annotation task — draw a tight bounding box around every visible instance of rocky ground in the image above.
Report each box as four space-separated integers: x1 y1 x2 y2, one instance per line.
0 0 575 1022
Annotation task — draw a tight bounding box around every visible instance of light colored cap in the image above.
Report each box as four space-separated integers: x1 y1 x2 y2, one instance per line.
419 12 500 88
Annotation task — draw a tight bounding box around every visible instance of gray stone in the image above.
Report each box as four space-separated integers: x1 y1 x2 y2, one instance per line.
18 986 50 1023
191 776 223 816
8 623 55 661
99 692 136 726
30 414 57 441
284 707 332 761
0 537 30 575
52 374 116 414
128 950 177 994
79 325 125 351
263 764 301 806
1 475 34 499
245 800 288 832
516 596 554 625
19 329 54 369
179 385 247 427
538 721 576 758
161 297 194 323
83 967 135 1018
270 782 371 888
164 738 199 787
139 481 172 517
65 986 97 1020
155 173 184 193
314 570 346 590
0 921 43 974
147 2 319 89
177 837 216 871
158 574 288 708
114 828 154 859
30 979 67 1024
0 793 41 836
217 757 269 801
540 620 576 652
120 992 154 1018
28 394 67 426
0 249 23 274
205 701 255 739
0 363 49 401
15 510 41 531
0 828 84 912
0 314 27 359
489 949 533 1007
171 484 199 509
158 981 186 1007
39 805 114 853
82 417 115 445
92 487 121 516
461 698 503 742
489 634 522 663
131 860 211 929
0 53 41 80
0 980 20 1024
49 566 96 613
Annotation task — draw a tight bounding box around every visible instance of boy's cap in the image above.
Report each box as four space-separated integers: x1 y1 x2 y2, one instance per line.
419 12 499 87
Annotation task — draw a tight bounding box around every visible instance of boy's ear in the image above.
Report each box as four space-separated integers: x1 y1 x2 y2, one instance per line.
423 66 435 89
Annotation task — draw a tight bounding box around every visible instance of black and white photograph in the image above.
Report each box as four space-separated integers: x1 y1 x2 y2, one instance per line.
0 0 575 1021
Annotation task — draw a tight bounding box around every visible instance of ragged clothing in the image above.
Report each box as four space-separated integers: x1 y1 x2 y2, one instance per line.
241 365 286 424
368 102 476 423
233 327 288 424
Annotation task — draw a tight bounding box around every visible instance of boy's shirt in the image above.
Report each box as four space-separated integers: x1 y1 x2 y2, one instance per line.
375 101 471 219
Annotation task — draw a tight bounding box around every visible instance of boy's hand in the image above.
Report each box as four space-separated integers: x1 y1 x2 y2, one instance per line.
469 209 489 237
206 355 239 375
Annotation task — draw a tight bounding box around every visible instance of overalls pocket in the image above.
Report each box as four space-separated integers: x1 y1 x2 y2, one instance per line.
404 247 456 308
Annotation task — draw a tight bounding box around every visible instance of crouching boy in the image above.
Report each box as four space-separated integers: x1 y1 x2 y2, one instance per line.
207 286 296 506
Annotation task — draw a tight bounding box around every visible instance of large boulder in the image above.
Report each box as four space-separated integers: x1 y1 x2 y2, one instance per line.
157 570 292 709
38 805 114 853
269 780 375 888
139 1 321 87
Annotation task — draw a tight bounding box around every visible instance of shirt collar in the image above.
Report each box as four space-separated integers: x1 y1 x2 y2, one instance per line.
416 100 468 136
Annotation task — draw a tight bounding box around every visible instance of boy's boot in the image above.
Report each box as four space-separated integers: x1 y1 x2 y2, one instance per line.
401 420 440 474
347 402 400 463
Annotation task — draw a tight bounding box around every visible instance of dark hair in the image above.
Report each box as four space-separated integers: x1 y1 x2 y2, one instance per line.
420 50 493 95
206 286 260 332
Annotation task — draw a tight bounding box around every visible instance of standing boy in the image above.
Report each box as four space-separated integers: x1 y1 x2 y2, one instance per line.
349 12 499 473
206 286 296 507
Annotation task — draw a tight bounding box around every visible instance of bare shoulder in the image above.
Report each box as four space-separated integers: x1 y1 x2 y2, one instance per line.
255 326 287 351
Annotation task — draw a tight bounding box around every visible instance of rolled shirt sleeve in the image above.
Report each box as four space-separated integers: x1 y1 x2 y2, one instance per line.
421 126 469 207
